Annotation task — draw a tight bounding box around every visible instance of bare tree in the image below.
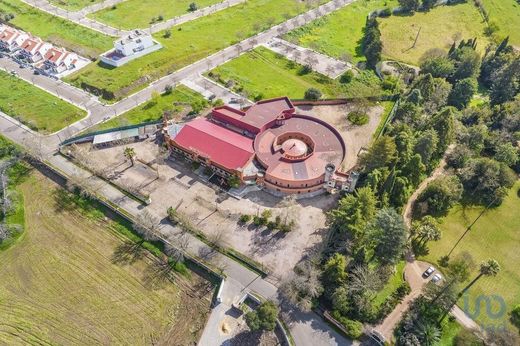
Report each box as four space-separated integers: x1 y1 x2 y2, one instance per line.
133 210 161 242
279 260 323 312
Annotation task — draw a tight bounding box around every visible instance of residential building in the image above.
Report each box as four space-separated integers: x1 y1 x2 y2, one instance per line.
100 30 162 67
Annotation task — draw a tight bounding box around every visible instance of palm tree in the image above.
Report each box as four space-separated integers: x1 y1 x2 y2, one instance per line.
439 259 500 322
124 147 136 166
414 321 441 346
459 259 500 296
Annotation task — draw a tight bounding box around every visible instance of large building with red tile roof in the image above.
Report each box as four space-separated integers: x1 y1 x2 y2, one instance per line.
164 97 357 196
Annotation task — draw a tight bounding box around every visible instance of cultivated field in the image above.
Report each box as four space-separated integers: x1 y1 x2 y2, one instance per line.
284 0 398 63
424 181 520 327
378 2 491 65
0 0 112 58
65 0 329 100
49 0 102 10
0 170 212 344
482 0 520 46
0 70 86 134
92 85 208 131
90 0 222 30
208 46 385 99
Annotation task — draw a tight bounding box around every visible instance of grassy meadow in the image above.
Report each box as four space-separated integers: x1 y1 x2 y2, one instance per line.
482 0 520 47
0 170 211 344
424 181 520 327
65 0 329 100
92 85 207 131
90 0 221 30
0 70 86 134
284 0 398 63
0 0 112 58
378 2 491 65
207 46 385 99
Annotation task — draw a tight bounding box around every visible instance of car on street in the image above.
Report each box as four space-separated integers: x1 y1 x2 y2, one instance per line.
422 266 435 278
431 274 442 283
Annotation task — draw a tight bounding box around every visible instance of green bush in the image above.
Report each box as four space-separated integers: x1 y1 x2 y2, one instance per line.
331 311 363 339
239 214 251 224
304 88 322 101
347 111 369 126
340 70 354 84
245 301 279 331
511 304 520 328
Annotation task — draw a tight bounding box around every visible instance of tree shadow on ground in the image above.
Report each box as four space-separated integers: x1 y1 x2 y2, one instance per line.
112 239 145 265
142 260 176 290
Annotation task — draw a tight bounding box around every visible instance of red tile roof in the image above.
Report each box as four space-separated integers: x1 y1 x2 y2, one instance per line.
0 29 16 43
173 118 254 171
44 48 64 63
21 38 40 52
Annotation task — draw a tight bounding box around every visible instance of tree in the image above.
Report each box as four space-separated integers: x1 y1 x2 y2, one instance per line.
450 47 481 82
460 259 500 296
430 107 456 156
489 59 520 105
402 154 426 186
124 147 136 166
362 18 382 69
511 304 520 328
340 70 354 84
368 208 408 265
414 129 438 167
420 52 454 79
421 0 436 10
446 144 472 169
188 2 198 11
279 261 323 312
449 78 478 109
322 253 348 288
361 136 397 172
411 216 441 246
304 87 322 101
458 157 516 205
133 210 161 242
494 142 519 167
415 175 462 216
245 300 279 331
398 0 420 12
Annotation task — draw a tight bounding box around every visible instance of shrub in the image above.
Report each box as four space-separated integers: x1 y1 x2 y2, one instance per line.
163 30 172 38
299 65 312 75
167 206 178 223
245 301 279 331
304 88 322 101
191 161 200 170
331 311 363 339
164 84 173 94
203 166 213 176
347 111 369 126
239 214 251 224
511 305 520 328
188 2 198 11
340 70 354 84
379 7 392 17
227 175 240 188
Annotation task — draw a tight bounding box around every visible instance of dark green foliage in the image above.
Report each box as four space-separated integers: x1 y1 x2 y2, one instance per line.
449 47 481 83
511 304 520 329
415 175 462 217
458 157 516 205
362 18 382 69
430 107 456 155
398 0 420 12
420 55 455 79
368 208 408 265
330 311 364 339
489 59 520 105
449 78 478 109
421 0 436 10
414 129 439 167
340 70 354 84
446 144 472 169
304 87 322 100
245 300 279 331
361 136 397 172
188 2 198 11
347 111 369 125
239 214 251 224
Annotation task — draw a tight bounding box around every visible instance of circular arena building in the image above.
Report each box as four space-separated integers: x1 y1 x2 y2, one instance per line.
254 115 345 194
165 97 357 196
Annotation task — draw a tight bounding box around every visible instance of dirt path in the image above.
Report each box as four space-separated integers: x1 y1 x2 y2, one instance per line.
402 144 455 228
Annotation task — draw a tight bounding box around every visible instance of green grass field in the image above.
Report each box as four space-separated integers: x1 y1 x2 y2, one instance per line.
92 85 207 131
378 2 491 65
482 0 520 47
424 181 520 327
284 0 398 63
0 0 112 58
65 0 329 100
90 0 221 30
48 0 102 10
0 170 211 344
207 46 385 99
0 70 86 134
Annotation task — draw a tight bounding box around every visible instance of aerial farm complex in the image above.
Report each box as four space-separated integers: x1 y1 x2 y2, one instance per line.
0 0 519 345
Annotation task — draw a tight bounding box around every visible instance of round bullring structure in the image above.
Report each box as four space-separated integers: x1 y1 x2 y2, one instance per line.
254 115 345 194
164 97 354 196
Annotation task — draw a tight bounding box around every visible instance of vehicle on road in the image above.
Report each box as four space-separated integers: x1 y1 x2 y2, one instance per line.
422 266 435 278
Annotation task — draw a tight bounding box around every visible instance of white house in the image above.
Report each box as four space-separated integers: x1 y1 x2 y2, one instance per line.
20 37 51 63
100 30 162 67
0 25 28 52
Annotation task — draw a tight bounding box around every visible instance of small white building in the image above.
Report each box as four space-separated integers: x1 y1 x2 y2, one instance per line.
100 30 162 67
20 37 51 63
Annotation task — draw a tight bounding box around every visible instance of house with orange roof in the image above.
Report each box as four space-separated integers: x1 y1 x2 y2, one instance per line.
0 25 28 52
